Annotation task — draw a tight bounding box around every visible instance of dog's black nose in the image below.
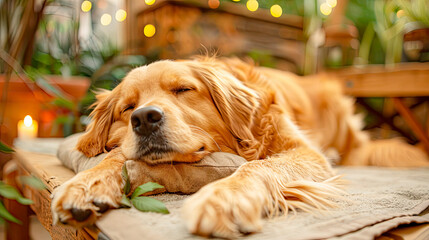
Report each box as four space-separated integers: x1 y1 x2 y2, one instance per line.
131 106 164 136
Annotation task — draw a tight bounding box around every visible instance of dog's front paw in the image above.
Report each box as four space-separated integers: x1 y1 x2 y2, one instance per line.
51 169 123 227
182 178 267 238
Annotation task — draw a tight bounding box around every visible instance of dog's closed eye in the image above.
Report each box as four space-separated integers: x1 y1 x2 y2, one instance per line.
172 87 194 94
122 104 135 113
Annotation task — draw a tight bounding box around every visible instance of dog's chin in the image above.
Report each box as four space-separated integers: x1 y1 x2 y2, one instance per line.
135 146 210 164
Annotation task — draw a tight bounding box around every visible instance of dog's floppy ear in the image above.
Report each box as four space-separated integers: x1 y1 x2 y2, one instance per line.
76 89 116 157
187 61 260 142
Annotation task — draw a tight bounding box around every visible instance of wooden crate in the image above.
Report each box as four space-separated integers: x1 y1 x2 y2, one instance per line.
125 0 304 72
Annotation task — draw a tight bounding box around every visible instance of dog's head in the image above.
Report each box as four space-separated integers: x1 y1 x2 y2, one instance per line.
77 59 260 164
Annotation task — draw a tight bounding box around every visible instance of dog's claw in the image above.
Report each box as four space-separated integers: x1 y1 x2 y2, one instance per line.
71 208 92 222
59 218 68 225
94 201 110 213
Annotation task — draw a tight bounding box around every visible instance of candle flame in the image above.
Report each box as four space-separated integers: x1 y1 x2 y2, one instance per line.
24 115 33 127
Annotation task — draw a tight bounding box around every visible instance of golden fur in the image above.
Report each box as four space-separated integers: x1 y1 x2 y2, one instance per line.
51 57 429 237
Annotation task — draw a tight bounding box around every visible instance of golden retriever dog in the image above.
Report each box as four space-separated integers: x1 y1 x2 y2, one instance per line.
51 57 428 238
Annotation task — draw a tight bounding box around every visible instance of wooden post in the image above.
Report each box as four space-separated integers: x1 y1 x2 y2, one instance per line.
3 160 30 240
392 97 429 152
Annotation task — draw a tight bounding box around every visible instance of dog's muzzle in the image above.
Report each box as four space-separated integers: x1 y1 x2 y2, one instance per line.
131 106 172 159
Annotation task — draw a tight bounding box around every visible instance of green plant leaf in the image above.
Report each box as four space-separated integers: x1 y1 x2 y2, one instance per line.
0 142 14 153
122 164 131 195
18 176 46 190
120 194 132 208
0 201 21 224
24 67 67 99
0 183 33 205
16 197 33 205
52 97 74 110
131 197 169 214
36 77 66 99
131 182 165 199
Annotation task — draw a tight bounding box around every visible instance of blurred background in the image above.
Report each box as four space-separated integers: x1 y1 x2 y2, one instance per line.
1 0 429 156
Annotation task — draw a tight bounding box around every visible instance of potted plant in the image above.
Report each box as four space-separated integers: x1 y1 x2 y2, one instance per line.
0 0 93 144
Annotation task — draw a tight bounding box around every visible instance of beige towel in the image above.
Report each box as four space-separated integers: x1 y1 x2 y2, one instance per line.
57 134 429 240
95 167 429 240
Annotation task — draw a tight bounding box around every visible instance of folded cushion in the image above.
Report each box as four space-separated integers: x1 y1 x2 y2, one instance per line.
57 133 247 193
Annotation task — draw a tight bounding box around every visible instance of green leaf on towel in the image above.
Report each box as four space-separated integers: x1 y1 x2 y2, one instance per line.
131 196 169 214
121 163 168 214
131 182 165 199
120 194 132 208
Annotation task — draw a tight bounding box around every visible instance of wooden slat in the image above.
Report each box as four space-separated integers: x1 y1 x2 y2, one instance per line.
327 63 429 97
14 150 75 192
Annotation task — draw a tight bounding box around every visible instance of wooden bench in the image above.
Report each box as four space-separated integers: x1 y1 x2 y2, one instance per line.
4 147 429 239
3 149 101 240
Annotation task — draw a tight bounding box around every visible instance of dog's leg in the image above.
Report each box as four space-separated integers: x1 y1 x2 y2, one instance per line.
51 148 126 227
183 120 345 238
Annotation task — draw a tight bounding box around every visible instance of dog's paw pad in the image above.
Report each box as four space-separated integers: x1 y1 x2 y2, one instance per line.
51 169 123 227
71 208 92 222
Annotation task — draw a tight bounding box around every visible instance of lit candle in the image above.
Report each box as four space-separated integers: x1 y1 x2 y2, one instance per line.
17 115 38 139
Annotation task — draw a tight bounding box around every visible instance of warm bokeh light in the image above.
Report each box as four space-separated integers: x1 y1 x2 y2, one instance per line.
115 9 127 22
270 4 282 18
208 0 220 9
145 0 156 5
81 0 92 12
246 0 258 12
144 24 156 37
233 0 240 1
320 2 332 16
396 9 405 18
24 115 33 127
326 0 337 8
100 13 112 26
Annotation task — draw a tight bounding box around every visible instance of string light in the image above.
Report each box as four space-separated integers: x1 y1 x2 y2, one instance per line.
326 0 337 8
246 0 258 12
208 0 220 9
144 24 156 37
100 13 112 26
115 9 127 22
270 4 282 18
81 0 92 12
320 2 332 16
145 0 156 5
